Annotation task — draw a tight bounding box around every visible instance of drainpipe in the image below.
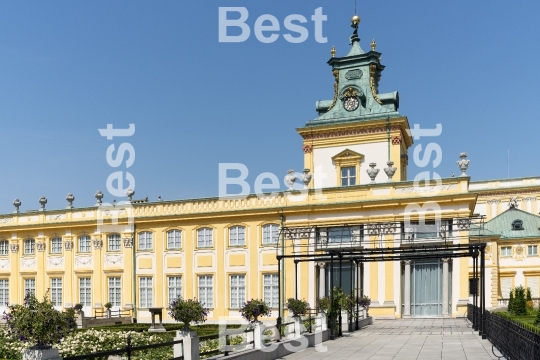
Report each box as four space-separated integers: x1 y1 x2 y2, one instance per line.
280 214 285 319
386 117 390 161
132 223 137 321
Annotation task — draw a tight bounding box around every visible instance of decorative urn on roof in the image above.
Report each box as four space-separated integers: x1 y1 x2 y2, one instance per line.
66 193 75 209
13 199 21 213
126 188 135 202
384 161 397 182
366 163 380 183
301 169 313 187
284 170 297 190
95 190 104 206
457 153 470 177
38 196 47 211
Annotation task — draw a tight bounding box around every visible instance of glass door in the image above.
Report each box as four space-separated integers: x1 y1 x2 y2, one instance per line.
411 259 442 316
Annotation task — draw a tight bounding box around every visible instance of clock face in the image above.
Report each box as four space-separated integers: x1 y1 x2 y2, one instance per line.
343 96 359 111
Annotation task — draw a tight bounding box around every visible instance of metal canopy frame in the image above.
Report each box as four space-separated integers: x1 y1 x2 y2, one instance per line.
273 216 487 340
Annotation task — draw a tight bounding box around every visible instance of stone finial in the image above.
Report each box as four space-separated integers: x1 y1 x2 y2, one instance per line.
331 45 336 57
13 199 21 213
371 38 377 51
39 196 47 211
384 161 397 182
66 193 75 209
95 190 104 206
366 163 380 184
126 188 135 202
457 153 470 177
284 170 297 190
301 169 313 187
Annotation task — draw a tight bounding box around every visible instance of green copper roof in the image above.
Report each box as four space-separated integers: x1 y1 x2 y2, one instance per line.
481 208 540 239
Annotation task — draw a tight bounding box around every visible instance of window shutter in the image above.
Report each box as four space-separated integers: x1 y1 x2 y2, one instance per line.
529 276 540 298
500 277 512 298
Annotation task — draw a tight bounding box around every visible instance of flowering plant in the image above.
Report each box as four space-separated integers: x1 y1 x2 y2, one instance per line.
358 295 371 309
239 299 271 322
286 298 310 317
167 297 209 330
1 291 76 349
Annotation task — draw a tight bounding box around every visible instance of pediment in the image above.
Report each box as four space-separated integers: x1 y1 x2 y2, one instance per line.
331 149 364 164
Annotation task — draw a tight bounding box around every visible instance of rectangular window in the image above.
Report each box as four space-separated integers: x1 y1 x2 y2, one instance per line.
341 166 356 186
108 234 121 251
262 224 279 245
501 246 512 257
167 230 182 249
197 228 213 248
51 238 63 254
24 239 35 255
79 278 91 307
0 241 8 255
24 278 35 297
528 245 538 256
79 236 91 253
139 232 152 250
139 277 153 308
0 279 8 305
51 278 62 306
263 274 279 308
230 275 246 309
500 277 512 298
229 226 246 246
108 277 121 307
198 275 214 308
168 276 182 305
528 276 540 298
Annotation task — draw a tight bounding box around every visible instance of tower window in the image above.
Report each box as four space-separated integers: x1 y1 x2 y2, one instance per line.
341 166 356 186
512 220 524 231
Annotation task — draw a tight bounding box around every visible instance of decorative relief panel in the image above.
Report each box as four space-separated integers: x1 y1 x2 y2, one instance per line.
105 254 123 266
75 256 93 268
36 242 46 252
396 184 456 194
93 239 103 249
123 238 133 248
21 258 36 269
46 214 66 221
10 244 19 253
64 241 73 251
0 258 10 270
0 218 13 224
47 257 64 268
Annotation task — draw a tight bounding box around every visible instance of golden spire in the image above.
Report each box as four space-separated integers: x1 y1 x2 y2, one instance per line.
351 15 360 28
331 45 336 57
371 39 377 51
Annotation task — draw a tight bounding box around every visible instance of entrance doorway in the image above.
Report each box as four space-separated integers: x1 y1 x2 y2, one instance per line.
410 259 451 316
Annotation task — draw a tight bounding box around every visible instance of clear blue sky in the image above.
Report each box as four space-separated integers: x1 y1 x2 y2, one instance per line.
0 0 539 213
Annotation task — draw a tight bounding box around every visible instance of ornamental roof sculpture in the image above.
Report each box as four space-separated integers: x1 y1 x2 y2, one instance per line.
306 14 400 127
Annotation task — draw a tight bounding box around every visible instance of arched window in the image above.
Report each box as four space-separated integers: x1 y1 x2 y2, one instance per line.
167 230 182 249
197 228 213 248
108 234 121 251
262 224 279 244
79 236 91 253
139 232 153 250
0 240 8 256
512 220 524 231
229 226 246 246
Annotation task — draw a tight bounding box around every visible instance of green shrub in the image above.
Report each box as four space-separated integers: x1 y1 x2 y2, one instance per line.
239 299 271 322
167 297 209 329
534 306 540 327
510 286 527 316
286 298 310 316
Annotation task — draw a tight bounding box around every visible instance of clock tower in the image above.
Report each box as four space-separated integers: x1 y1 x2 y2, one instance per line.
298 15 413 188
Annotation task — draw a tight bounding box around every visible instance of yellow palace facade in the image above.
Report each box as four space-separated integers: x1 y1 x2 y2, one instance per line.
0 16 538 323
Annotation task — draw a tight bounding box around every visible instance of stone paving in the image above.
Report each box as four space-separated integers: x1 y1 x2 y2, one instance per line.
278 318 502 360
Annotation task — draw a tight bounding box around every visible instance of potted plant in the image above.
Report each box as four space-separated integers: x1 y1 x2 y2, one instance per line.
240 299 271 322
2 292 76 359
358 295 371 316
104 302 113 318
286 298 310 317
168 296 209 330
73 303 83 312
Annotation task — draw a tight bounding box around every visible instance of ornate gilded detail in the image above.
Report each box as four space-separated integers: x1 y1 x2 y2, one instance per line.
515 245 524 261
301 125 401 141
302 144 313 153
343 87 358 98
331 45 336 57
327 69 340 111
369 64 383 105
370 39 376 51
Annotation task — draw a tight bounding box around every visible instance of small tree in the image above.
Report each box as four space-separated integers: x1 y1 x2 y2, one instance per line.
534 305 540 327
168 297 209 330
1 291 76 349
239 299 271 322
286 298 310 317
510 286 527 316
316 296 331 313
508 289 514 313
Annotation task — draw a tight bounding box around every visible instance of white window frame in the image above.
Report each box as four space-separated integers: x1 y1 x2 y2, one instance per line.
167 230 182 249
51 238 63 254
198 275 214 308
230 274 246 309
0 279 8 305
0 240 8 256
263 274 279 308
79 236 91 253
197 228 213 248
24 278 35 297
108 277 121 307
108 234 121 252
262 224 279 245
528 245 538 256
501 246 512 257
341 166 356 186
229 226 246 247
79 277 91 307
51 278 62 306
168 276 182 305
24 239 35 255
139 277 153 308
138 232 153 251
